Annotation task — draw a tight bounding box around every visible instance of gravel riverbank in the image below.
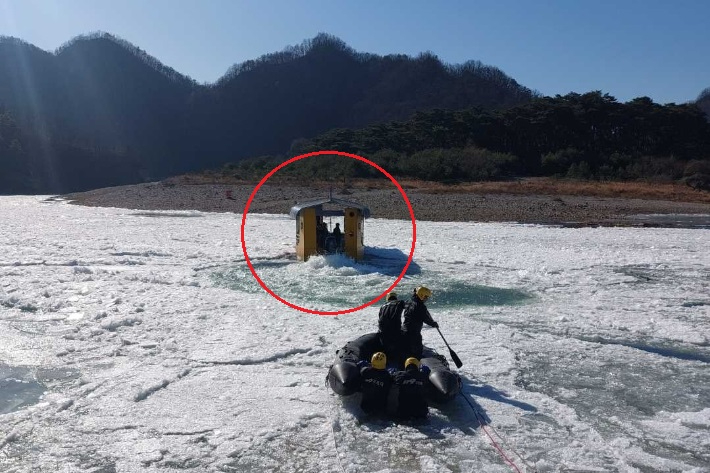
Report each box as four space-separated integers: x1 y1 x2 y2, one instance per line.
62 179 710 228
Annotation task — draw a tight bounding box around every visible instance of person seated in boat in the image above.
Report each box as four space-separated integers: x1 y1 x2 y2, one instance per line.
332 222 342 249
316 217 328 250
402 286 438 360
377 292 405 365
357 352 392 415
392 357 430 420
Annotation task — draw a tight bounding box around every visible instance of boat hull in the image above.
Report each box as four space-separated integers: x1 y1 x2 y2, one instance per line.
327 332 461 403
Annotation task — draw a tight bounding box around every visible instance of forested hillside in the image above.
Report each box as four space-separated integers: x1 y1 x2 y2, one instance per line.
0 107 29 193
187 35 534 170
0 33 535 193
1 32 708 194
0 106 143 193
697 88 710 119
224 92 710 186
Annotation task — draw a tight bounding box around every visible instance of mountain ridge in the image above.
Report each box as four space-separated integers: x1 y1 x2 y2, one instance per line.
0 32 537 193
1 32 706 195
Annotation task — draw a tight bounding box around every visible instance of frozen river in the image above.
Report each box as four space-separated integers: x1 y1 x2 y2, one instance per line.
0 196 708 472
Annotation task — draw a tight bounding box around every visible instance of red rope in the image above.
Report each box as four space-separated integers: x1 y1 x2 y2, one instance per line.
480 423 524 473
461 393 525 473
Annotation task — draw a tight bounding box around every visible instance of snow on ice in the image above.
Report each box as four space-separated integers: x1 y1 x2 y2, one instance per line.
0 196 708 472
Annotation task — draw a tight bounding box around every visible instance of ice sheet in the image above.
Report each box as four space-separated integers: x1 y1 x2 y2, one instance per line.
0 196 708 472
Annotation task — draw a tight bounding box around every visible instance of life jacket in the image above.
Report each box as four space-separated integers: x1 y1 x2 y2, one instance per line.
360 366 392 414
392 366 429 419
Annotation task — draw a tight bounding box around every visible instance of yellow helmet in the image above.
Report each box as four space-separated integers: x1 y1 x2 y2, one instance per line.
371 352 387 370
404 357 420 369
415 286 432 301
386 292 397 301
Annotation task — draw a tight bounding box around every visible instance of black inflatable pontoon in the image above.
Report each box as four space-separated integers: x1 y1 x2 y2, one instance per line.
327 332 461 404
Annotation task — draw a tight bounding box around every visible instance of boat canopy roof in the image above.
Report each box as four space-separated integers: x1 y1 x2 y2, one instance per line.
289 197 371 219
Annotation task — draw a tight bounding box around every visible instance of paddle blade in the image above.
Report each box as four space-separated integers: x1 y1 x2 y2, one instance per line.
449 348 463 368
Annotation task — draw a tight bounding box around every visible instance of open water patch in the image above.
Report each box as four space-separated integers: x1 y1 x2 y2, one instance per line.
211 248 425 308
426 280 533 308
211 255 399 309
212 258 532 310
211 265 262 294
0 364 45 414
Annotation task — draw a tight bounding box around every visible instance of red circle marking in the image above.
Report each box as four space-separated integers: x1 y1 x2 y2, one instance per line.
240 150 416 315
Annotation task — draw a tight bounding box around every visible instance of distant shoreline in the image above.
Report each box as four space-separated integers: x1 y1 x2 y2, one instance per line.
62 177 710 228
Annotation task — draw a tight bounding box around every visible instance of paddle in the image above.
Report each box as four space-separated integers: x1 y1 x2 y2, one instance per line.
436 327 463 368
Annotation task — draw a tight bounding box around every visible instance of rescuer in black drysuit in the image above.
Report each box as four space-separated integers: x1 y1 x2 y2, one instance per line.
402 286 438 360
332 222 342 250
358 351 392 415
391 357 430 419
316 217 328 251
377 292 405 364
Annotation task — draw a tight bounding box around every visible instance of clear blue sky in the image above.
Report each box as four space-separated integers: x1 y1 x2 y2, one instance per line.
1 0 708 104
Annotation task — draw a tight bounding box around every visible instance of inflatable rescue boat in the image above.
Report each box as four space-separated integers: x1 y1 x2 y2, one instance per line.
327 332 461 404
